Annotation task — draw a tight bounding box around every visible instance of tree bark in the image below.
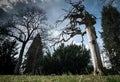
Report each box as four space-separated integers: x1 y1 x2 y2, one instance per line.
86 26 105 75
14 42 26 74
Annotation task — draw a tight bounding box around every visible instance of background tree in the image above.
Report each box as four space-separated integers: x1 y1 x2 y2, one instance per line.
42 49 53 75
101 5 120 74
1 1 47 74
53 44 90 74
42 43 90 75
0 39 17 75
23 34 43 75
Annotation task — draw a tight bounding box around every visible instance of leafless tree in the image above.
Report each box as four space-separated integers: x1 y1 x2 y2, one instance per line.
55 0 105 75
3 4 48 74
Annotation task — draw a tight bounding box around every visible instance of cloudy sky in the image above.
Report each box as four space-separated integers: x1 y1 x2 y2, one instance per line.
43 0 104 49
0 0 119 50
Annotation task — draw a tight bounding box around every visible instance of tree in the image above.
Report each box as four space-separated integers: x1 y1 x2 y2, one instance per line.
101 5 120 74
53 43 90 74
55 0 105 75
0 39 17 75
23 34 43 75
42 43 90 75
42 49 53 75
1 2 47 74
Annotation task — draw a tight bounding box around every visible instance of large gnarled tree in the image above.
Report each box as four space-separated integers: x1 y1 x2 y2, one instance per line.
55 0 105 75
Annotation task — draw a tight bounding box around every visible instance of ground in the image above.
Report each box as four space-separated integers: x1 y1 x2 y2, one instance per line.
0 75 120 82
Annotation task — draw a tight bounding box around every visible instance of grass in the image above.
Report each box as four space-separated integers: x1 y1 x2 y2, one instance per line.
0 75 120 82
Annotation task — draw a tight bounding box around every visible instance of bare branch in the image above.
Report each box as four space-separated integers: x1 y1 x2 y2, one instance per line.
54 0 96 47
7 33 24 42
13 26 27 41
52 28 86 46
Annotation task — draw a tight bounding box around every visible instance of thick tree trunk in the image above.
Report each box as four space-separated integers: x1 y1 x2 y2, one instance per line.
14 42 26 74
86 26 105 75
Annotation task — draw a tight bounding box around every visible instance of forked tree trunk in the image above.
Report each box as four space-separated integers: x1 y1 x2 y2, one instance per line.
14 42 26 74
86 26 105 75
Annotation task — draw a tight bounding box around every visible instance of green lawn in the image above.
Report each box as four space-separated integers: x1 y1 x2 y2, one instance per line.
0 75 120 82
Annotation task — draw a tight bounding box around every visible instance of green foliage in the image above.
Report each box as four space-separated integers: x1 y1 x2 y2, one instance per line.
42 43 91 75
101 5 120 74
23 34 43 75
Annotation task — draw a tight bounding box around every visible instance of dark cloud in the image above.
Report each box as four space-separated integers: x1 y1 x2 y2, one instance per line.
0 7 8 23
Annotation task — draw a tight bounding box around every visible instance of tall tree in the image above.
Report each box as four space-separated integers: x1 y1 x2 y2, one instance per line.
101 5 120 74
23 34 43 75
1 1 47 74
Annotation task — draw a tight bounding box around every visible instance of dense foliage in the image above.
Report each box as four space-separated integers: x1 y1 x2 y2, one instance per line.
42 44 91 75
101 5 120 74
23 34 43 75
0 39 17 75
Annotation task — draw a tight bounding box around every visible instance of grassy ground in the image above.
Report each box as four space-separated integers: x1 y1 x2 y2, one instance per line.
0 75 120 82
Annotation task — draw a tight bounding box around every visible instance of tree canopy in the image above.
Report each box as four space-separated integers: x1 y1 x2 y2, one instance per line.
101 5 120 74
42 43 91 75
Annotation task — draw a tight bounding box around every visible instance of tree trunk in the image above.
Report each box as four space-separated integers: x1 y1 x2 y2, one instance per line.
14 42 26 74
86 26 105 75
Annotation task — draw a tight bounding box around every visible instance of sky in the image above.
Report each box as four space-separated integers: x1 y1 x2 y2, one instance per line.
0 0 119 51
42 0 120 50
41 0 105 49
